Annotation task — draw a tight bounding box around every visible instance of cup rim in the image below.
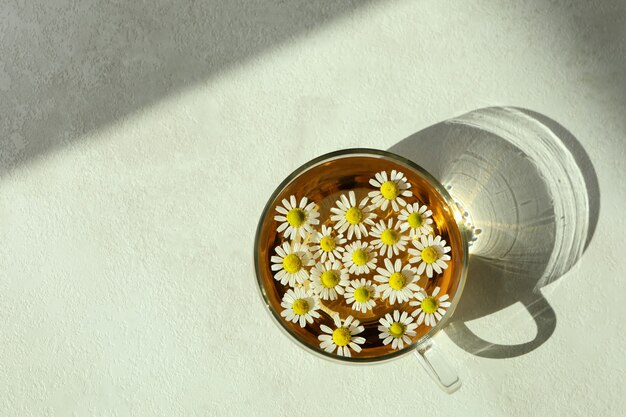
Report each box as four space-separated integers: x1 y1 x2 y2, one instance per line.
253 148 469 364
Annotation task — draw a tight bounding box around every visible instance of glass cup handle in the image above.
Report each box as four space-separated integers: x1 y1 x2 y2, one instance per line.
414 339 461 393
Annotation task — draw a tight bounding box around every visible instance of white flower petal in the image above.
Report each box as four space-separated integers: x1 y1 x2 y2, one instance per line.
416 311 425 324
349 342 362 353
320 325 333 334
324 344 336 353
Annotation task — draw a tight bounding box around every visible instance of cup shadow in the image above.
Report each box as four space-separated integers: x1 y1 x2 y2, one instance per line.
389 107 600 359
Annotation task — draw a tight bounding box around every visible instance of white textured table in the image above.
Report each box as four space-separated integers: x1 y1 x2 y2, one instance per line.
1 1 625 416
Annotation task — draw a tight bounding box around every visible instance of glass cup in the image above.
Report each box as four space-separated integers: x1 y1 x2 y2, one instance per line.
254 148 470 392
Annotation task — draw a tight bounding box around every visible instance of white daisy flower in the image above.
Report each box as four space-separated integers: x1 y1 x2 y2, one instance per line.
274 195 320 240
374 258 421 304
378 310 418 350
409 286 451 327
368 170 412 212
309 260 350 301
344 278 378 313
318 314 365 357
369 218 410 258
398 203 433 237
329 190 377 240
310 225 346 262
407 234 451 278
280 287 321 327
270 242 314 286
342 240 377 275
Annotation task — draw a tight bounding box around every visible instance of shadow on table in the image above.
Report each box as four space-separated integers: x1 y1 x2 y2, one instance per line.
389 107 600 358
0 0 373 176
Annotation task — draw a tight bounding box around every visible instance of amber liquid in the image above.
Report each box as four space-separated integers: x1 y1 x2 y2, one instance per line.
256 154 465 361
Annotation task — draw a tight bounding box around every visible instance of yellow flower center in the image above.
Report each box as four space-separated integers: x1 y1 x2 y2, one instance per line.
332 327 352 347
421 246 440 264
421 296 439 314
345 207 363 225
282 254 302 273
380 181 400 200
407 212 423 228
292 299 310 315
320 270 340 288
380 229 399 245
352 249 369 266
319 236 336 252
389 322 405 338
389 272 406 290
286 208 306 227
353 287 371 303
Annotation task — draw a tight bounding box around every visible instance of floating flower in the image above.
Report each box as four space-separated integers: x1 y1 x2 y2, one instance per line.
318 314 365 357
330 190 377 239
398 203 433 237
342 240 377 275
374 258 421 304
274 195 320 240
378 310 418 350
368 170 412 212
369 218 409 258
280 287 321 327
409 286 451 327
408 234 451 278
309 260 350 301
310 225 346 262
344 278 378 313
270 242 314 286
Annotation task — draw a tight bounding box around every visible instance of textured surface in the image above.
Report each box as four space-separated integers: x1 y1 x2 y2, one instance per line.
1 0 626 416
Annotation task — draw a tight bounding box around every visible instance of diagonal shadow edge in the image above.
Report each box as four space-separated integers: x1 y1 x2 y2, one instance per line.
0 0 377 177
